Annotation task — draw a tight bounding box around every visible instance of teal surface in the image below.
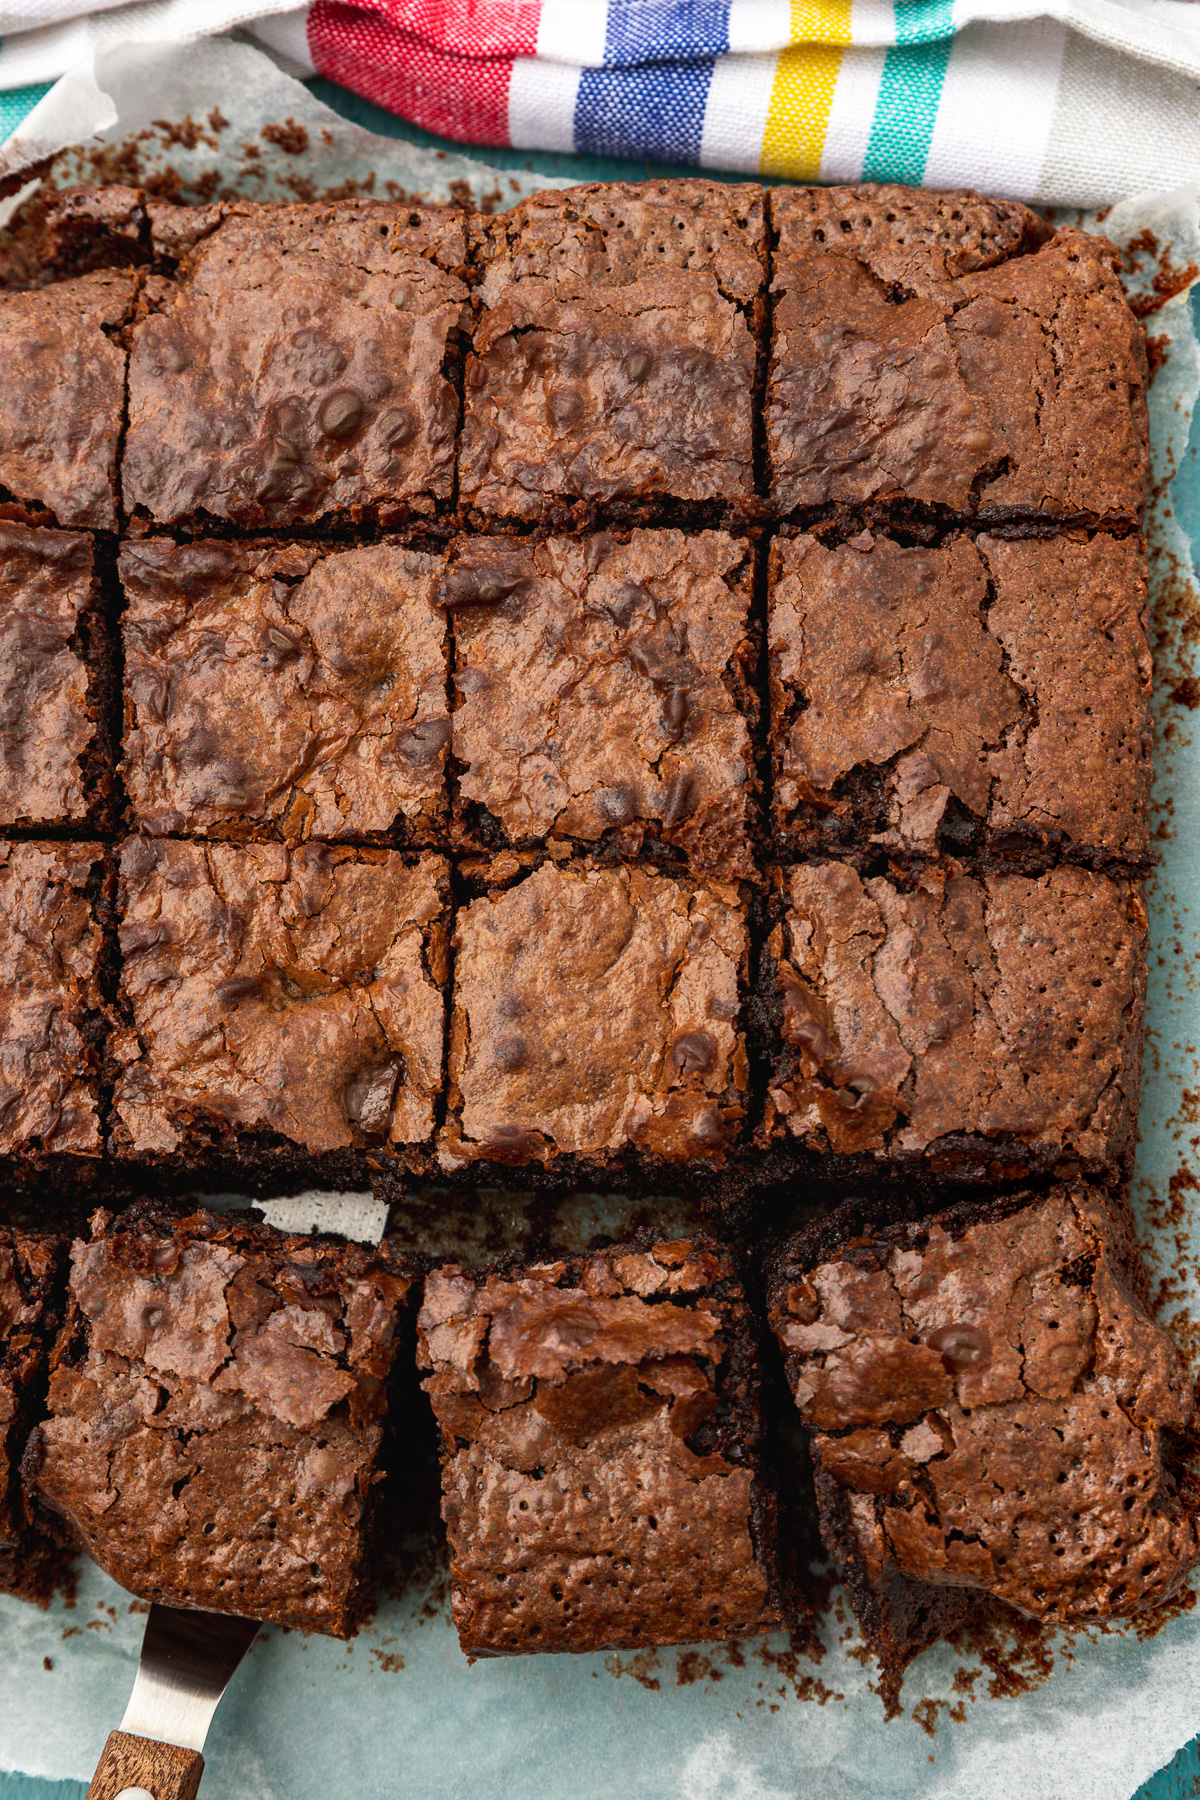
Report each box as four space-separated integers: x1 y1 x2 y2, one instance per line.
2 77 1198 1800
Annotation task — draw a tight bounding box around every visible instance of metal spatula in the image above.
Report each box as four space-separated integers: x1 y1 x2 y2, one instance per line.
85 1602 258 1800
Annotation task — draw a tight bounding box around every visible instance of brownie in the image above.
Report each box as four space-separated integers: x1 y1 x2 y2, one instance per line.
419 1235 781 1655
122 200 469 529
437 859 750 1184
121 538 450 843
0 268 136 529
448 528 758 877
460 181 765 525
0 1229 73 1602
25 1205 416 1635
769 529 1151 867
760 861 1146 1180
767 1185 1200 1713
110 839 449 1183
0 841 109 1170
767 186 1148 524
0 524 111 830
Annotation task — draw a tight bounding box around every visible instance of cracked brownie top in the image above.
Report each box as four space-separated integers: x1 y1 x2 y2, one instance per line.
0 841 107 1161
768 188 1147 523
26 1204 416 1634
447 528 757 878
438 859 749 1172
111 839 449 1160
0 525 107 830
462 181 765 522
768 529 1151 866
762 861 1146 1175
120 537 450 843
419 1235 778 1654
123 200 470 529
0 268 136 530
768 1185 1200 1628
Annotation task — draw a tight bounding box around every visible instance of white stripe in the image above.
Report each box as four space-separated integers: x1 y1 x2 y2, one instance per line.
922 16 1068 196
819 44 886 182
848 0 896 45
726 1 792 55
536 1 608 67
247 7 313 78
699 49 777 173
508 55 580 155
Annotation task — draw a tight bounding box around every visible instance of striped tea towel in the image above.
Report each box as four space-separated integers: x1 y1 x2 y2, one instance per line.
3 0 1200 204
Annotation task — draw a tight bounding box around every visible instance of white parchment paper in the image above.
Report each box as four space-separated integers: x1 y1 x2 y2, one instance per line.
0 40 1198 1799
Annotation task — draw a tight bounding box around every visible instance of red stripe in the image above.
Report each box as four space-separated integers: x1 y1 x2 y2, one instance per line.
318 0 541 59
309 2 516 146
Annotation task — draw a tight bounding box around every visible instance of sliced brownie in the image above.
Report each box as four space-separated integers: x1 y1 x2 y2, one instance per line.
768 529 1151 868
0 268 136 530
759 862 1146 1181
461 181 765 526
767 1185 1200 1713
0 525 112 830
25 1205 416 1635
1 1229 73 1602
0 841 109 1175
123 200 469 529
768 186 1147 525
437 859 750 1187
120 538 450 843
110 839 449 1186
419 1235 781 1655
448 528 758 878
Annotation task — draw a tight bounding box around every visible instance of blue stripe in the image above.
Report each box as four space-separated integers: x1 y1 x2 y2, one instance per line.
574 59 717 162
0 80 52 143
861 40 953 186
893 0 957 45
603 2 731 64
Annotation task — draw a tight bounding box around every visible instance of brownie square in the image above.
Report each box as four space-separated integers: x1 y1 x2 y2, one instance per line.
768 187 1147 523
26 1205 417 1635
122 200 469 529
767 1185 1200 1713
768 529 1151 866
110 839 449 1181
460 181 765 525
121 537 450 842
448 528 758 878
0 841 108 1168
760 861 1145 1179
0 269 135 530
438 859 750 1182
0 524 112 829
1 1229 73 1602
419 1236 780 1655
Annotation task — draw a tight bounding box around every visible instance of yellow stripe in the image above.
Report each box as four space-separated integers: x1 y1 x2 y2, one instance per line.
789 0 854 46
760 43 845 181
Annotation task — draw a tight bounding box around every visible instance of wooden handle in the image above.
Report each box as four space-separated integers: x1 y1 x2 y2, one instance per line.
86 1730 205 1800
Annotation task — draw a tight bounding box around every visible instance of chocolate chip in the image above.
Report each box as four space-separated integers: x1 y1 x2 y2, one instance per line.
345 1061 403 1138
443 563 527 608
493 1036 527 1071
661 770 696 828
151 1244 179 1273
625 351 654 384
691 1109 726 1148
927 1323 992 1370
381 407 416 446
161 346 190 374
599 785 639 825
548 387 584 427
396 717 451 765
265 627 300 661
781 979 833 1062
140 681 169 722
214 975 261 1005
659 687 689 742
319 389 365 439
466 360 487 389
671 1031 715 1076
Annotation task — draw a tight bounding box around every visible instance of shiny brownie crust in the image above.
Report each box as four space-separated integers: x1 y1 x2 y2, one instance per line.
419 1234 782 1655
25 1204 417 1635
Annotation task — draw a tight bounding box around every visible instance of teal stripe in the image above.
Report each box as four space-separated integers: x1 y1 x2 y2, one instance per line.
0 80 52 143
893 0 956 45
861 39 952 186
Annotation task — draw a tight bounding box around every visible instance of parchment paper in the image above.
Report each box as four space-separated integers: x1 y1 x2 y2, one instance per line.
0 40 1198 1799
